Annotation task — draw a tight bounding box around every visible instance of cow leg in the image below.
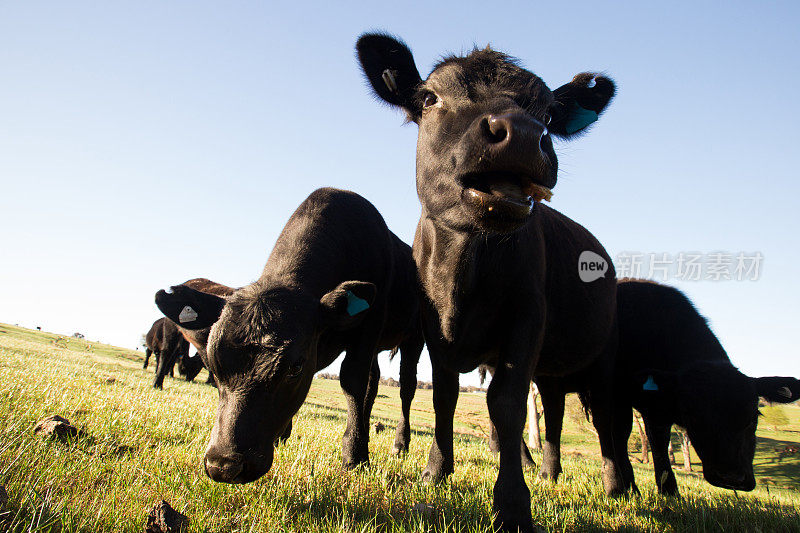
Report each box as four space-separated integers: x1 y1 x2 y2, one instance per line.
537 377 564 482
488 359 536 533
152 349 178 389
613 402 638 495
339 334 380 469
488 408 534 468
143 348 152 369
588 381 626 496
421 355 459 483
276 419 292 446
393 334 422 455
489 419 500 454
644 418 679 496
362 358 380 431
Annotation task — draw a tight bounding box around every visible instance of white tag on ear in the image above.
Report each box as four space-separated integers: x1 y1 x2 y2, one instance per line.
179 306 198 323
587 77 597 88
382 69 398 93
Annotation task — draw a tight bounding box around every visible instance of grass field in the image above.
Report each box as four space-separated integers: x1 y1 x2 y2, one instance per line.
1 323 798 532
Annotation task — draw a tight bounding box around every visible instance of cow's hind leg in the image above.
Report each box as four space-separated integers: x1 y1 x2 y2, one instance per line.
393 334 422 455
363 358 380 433
645 418 679 496
537 377 564 482
143 348 152 369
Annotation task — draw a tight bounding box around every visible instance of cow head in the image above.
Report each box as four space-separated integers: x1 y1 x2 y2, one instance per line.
357 33 615 233
155 280 376 483
639 363 800 491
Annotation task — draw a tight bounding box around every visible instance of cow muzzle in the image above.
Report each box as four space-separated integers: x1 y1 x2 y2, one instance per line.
204 445 272 484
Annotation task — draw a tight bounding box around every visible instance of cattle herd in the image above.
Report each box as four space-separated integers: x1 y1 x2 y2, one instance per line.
137 33 800 532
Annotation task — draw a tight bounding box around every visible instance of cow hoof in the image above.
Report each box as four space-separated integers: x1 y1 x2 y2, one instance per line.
391 444 407 456
493 515 542 533
342 458 369 470
539 469 560 482
421 468 447 484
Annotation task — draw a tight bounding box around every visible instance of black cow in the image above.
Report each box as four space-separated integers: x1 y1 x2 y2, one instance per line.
357 33 619 532
614 279 800 495
155 188 424 482
144 317 189 388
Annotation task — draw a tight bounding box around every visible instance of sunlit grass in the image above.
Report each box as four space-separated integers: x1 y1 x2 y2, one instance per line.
0 323 798 532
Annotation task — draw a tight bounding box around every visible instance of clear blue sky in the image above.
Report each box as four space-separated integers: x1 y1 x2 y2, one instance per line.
1 1 798 386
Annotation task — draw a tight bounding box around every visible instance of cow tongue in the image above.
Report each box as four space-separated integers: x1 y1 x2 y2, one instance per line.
522 182 553 203
487 181 531 205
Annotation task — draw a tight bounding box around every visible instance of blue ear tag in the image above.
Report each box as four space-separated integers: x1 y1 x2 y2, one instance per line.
643 375 659 391
564 104 598 135
345 290 370 317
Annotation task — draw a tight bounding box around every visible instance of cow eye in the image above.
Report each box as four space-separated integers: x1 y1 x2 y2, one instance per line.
287 360 304 378
422 92 439 109
543 113 552 125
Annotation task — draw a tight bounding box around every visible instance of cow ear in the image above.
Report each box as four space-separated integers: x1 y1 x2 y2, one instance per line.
754 377 800 404
155 285 226 330
320 281 377 330
356 32 423 119
549 73 615 138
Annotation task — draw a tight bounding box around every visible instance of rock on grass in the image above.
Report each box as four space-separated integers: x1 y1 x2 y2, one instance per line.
145 500 188 533
33 415 81 440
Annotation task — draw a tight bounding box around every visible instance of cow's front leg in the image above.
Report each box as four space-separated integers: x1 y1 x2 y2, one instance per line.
339 344 378 469
537 377 564 482
393 334 423 455
488 360 537 533
644 418 679 496
421 355 459 482
152 350 178 389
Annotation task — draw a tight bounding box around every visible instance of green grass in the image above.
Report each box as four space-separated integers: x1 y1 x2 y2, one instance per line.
0 323 798 532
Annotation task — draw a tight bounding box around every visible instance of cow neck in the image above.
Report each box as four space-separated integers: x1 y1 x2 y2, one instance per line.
414 214 495 342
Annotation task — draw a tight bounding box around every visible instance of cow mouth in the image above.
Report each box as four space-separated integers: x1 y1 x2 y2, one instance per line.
460 172 553 221
704 471 755 492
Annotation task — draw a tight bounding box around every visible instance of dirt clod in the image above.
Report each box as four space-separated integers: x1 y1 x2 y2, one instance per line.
34 415 80 441
145 500 188 533
411 502 436 519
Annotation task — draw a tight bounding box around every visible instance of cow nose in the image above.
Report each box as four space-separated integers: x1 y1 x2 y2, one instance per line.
483 113 546 149
204 448 244 483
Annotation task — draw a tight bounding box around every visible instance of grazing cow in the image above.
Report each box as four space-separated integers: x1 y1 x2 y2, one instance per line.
357 33 619 532
144 317 189 388
485 280 800 496
155 188 424 482
612 279 800 495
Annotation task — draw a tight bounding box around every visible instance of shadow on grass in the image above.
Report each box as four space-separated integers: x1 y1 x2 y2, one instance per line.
753 435 800 489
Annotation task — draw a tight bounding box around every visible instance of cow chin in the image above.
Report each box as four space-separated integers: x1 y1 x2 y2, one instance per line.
704 469 756 492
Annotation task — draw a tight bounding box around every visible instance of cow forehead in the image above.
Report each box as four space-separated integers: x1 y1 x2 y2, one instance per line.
426 50 551 104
